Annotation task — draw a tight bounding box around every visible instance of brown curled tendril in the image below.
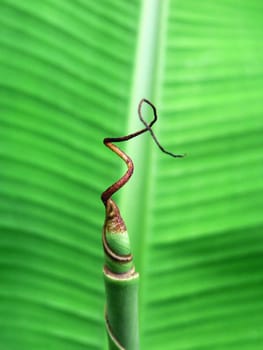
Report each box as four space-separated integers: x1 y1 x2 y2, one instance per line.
101 98 184 265
101 98 184 205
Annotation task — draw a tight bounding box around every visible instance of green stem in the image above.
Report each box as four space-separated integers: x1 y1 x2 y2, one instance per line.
104 269 139 350
103 199 139 350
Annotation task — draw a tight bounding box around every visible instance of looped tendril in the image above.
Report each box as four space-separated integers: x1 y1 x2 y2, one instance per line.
138 99 185 159
101 98 184 205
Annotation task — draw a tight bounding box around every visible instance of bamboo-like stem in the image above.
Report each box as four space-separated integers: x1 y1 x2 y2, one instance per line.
101 99 184 349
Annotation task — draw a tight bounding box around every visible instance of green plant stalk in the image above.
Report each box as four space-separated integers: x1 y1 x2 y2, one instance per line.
103 199 139 350
104 269 139 350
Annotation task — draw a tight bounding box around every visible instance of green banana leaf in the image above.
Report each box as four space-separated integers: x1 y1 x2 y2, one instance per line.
1 1 263 349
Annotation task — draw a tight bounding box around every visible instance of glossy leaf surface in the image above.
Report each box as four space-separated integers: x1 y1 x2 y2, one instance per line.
0 1 263 349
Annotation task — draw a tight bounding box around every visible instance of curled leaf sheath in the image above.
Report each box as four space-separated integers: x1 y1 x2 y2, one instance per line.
102 198 139 350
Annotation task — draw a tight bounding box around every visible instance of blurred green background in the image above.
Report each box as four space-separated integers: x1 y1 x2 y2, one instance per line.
1 1 263 349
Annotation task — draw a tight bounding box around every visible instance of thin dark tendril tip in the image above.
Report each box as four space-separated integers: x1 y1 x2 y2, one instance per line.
138 98 185 158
